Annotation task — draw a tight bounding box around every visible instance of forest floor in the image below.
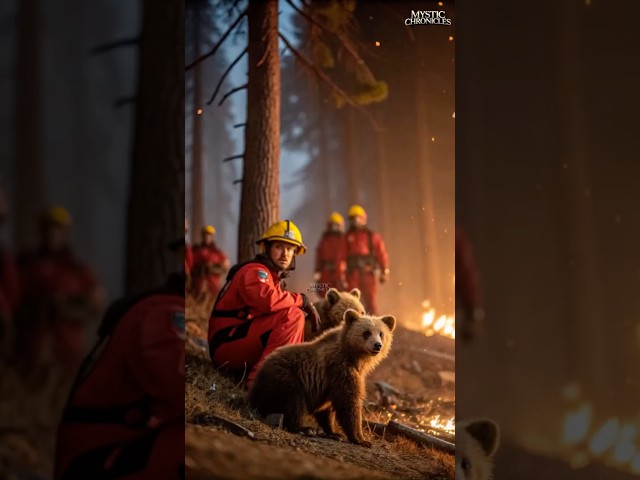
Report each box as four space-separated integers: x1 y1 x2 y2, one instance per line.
185 296 456 480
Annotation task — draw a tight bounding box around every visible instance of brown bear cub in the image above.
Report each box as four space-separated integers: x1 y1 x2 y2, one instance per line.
304 287 365 341
249 309 396 447
456 419 500 480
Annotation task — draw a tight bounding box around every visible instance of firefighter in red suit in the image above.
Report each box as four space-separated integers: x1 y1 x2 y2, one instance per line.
184 217 194 277
455 226 485 342
343 205 389 315
0 190 20 355
17 207 104 373
208 220 321 387
54 270 185 480
191 225 229 299
313 212 347 299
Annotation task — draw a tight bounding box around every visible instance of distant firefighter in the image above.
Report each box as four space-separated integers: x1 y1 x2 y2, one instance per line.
343 205 389 315
455 226 485 342
0 189 20 356
16 206 104 373
190 225 229 299
313 212 347 298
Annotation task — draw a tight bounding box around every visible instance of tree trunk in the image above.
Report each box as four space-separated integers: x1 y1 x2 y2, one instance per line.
14 0 44 250
126 0 184 295
238 0 280 262
190 5 204 243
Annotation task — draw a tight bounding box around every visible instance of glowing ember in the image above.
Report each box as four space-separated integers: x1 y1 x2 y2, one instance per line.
421 300 455 339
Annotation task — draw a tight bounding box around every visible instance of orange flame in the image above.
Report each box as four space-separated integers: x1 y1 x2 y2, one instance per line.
421 300 455 339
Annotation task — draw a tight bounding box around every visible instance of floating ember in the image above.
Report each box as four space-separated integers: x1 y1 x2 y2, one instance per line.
421 300 455 339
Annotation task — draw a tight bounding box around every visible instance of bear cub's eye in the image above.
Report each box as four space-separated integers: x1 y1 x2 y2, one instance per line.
362 330 371 340
380 331 384 339
461 458 471 471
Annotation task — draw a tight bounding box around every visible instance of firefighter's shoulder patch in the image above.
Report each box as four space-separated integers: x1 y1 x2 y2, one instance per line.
257 269 269 282
172 311 185 338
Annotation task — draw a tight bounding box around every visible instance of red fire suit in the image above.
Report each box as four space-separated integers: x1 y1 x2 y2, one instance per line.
18 247 101 371
54 275 185 480
314 231 346 298
455 227 483 322
343 228 389 315
191 242 228 297
208 255 306 386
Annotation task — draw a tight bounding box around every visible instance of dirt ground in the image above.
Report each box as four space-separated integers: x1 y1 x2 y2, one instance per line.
186 297 456 480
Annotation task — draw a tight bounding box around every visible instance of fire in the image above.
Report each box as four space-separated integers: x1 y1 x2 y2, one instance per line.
561 399 640 474
421 300 455 339
429 415 456 434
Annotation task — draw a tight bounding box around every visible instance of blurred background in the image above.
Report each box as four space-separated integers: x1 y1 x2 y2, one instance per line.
456 0 640 478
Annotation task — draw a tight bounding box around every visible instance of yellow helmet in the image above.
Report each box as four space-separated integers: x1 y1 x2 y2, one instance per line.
328 212 344 225
43 206 72 227
257 220 306 255
202 225 215 235
348 204 367 218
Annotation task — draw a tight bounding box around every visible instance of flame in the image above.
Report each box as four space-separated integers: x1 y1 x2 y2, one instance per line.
421 300 455 339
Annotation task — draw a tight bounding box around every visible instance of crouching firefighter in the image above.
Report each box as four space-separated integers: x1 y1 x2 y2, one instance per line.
208 220 321 388
54 247 186 480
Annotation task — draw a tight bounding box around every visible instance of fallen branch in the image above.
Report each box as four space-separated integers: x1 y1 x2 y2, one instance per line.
186 9 248 71
194 413 255 439
363 420 387 436
387 421 454 453
206 47 248 105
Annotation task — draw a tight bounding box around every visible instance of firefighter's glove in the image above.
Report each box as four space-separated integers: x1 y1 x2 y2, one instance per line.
301 294 321 333
379 269 390 284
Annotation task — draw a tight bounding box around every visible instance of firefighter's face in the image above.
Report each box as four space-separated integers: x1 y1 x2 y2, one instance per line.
44 224 68 250
350 215 366 228
329 222 343 232
269 241 296 269
202 233 214 244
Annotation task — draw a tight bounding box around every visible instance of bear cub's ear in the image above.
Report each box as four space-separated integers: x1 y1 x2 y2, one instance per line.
344 309 361 326
465 419 500 457
381 315 396 332
349 288 361 299
327 288 340 305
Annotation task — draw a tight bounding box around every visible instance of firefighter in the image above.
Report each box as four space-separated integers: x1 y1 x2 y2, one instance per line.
190 225 229 299
343 205 389 315
54 270 185 480
455 226 485 342
17 206 104 373
313 212 347 298
208 220 321 387
184 217 194 277
0 189 20 355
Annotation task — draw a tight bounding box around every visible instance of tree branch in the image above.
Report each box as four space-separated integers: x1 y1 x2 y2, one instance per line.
113 96 137 108
218 84 248 106
186 9 248 71
206 47 248 105
91 36 140 55
285 0 376 84
278 33 381 131
233 123 247 129
233 179 243 185
223 154 244 163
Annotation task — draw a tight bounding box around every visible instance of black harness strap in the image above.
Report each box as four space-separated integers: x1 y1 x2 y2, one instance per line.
209 320 253 360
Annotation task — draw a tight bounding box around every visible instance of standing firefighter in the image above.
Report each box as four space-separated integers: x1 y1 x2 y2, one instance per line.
343 205 389 315
17 207 103 373
0 189 20 355
54 265 185 479
313 212 347 298
208 220 320 387
190 225 229 299
455 226 485 342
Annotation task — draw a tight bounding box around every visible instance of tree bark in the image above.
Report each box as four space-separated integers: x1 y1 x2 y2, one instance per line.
126 0 184 295
14 0 44 250
238 0 280 262
190 4 204 242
